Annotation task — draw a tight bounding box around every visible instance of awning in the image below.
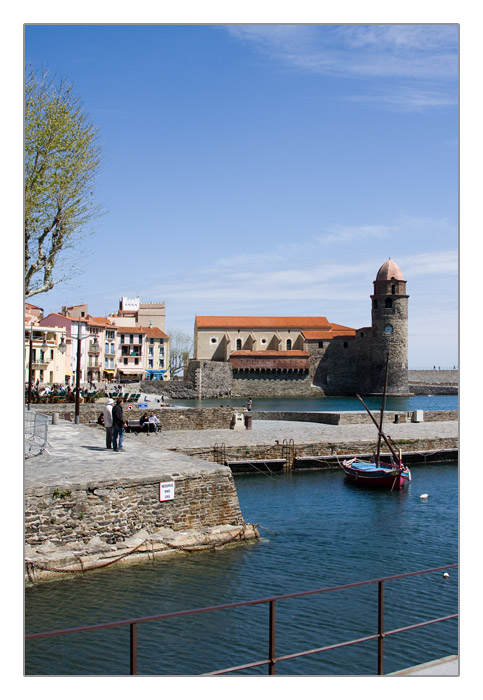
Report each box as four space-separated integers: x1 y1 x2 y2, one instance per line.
104 370 115 374
65 371 73 376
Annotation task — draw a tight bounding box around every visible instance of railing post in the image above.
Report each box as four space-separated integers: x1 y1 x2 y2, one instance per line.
269 600 276 675
130 622 138 675
377 581 384 675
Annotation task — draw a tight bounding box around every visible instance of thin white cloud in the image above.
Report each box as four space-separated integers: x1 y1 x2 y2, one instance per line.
225 24 457 111
401 250 458 277
226 24 457 80
347 85 457 111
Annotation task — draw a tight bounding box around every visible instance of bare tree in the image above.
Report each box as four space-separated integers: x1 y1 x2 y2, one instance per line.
167 329 193 378
25 67 103 298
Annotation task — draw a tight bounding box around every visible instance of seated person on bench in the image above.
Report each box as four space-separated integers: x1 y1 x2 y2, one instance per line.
147 411 161 433
139 412 149 432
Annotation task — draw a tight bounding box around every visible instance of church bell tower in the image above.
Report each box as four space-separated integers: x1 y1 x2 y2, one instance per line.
370 259 409 395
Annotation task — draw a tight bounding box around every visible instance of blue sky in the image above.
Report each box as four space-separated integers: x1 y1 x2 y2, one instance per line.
24 23 458 367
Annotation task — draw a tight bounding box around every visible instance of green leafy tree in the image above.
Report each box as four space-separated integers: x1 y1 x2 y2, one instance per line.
25 67 103 298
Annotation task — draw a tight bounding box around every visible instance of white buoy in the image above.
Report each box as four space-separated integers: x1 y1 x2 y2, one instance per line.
420 494 429 499
443 572 450 579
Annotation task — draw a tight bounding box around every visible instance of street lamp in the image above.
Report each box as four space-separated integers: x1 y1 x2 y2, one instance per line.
58 331 100 424
27 325 48 411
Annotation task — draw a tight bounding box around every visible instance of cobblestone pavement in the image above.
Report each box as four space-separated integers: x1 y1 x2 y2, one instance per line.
25 417 458 489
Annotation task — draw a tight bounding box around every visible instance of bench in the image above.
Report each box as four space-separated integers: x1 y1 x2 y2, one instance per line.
125 419 161 434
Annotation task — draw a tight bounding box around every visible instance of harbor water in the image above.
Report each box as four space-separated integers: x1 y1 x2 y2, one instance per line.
25 460 458 676
172 395 458 412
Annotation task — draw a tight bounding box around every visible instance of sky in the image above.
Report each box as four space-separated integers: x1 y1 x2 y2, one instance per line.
24 22 459 368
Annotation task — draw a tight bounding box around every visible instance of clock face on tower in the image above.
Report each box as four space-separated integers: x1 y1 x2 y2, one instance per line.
384 325 393 335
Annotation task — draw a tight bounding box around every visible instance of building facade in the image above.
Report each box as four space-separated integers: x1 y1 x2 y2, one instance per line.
192 259 409 397
28 298 170 386
24 323 67 385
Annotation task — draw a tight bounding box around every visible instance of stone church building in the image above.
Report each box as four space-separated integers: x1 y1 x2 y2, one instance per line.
189 259 409 397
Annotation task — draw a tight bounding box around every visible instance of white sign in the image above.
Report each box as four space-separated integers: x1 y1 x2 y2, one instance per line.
159 481 175 502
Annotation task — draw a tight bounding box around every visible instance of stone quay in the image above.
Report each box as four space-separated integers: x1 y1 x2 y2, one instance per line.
25 409 458 583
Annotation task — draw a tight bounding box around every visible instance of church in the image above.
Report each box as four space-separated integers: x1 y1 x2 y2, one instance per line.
192 259 409 397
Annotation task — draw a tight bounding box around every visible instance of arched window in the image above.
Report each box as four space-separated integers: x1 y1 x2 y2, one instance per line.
385 298 393 308
392 284 396 294
236 339 242 351
286 339 292 350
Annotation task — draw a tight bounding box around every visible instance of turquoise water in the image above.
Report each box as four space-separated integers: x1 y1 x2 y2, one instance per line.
173 395 458 412
25 461 458 676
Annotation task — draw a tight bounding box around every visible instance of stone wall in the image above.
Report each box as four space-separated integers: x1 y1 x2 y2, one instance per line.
141 379 199 399
252 410 458 425
32 404 236 430
141 361 234 400
409 385 458 395
408 370 458 385
31 405 457 429
233 373 324 397
179 437 458 468
25 465 245 548
186 360 234 398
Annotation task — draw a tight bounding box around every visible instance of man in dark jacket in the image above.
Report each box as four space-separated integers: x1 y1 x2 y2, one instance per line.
112 398 126 452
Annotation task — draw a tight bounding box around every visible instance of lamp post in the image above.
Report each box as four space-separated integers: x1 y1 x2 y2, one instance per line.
58 330 100 424
27 324 48 411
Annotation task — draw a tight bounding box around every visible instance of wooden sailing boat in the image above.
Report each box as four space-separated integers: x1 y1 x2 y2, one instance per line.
341 354 411 490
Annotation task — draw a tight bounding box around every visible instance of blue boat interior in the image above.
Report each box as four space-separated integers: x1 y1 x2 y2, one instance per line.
351 462 394 473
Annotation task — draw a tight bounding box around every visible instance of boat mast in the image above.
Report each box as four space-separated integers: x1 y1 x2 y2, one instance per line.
356 394 401 464
375 353 389 467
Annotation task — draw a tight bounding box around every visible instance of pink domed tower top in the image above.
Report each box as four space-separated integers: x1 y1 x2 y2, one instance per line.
376 259 404 281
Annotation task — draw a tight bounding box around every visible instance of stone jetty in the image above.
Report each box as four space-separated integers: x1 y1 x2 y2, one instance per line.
25 410 458 583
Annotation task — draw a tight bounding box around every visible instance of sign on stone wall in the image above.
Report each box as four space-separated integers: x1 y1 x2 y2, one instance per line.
159 481 175 501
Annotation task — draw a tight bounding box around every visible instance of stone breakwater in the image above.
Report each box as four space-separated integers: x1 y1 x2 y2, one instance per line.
24 421 260 584
24 413 458 583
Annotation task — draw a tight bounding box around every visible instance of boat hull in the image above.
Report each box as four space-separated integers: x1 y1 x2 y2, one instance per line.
342 460 411 490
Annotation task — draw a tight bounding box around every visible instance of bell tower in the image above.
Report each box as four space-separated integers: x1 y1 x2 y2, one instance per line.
370 259 410 395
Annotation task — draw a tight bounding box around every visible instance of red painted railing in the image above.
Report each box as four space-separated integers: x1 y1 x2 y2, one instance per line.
26 564 458 675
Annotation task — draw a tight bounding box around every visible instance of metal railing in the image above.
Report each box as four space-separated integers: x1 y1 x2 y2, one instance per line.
25 564 457 675
24 411 51 458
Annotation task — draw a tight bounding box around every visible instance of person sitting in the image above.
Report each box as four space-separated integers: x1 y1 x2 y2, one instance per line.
147 411 161 434
140 412 150 433
97 412 105 426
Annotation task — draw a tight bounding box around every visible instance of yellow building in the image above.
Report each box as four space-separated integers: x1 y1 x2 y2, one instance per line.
25 324 67 385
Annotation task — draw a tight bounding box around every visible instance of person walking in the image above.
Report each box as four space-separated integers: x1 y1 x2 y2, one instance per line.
112 398 126 452
103 398 114 449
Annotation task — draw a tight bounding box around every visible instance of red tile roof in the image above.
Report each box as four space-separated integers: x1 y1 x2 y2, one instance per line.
86 316 114 327
196 316 331 329
302 329 356 340
230 350 310 357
